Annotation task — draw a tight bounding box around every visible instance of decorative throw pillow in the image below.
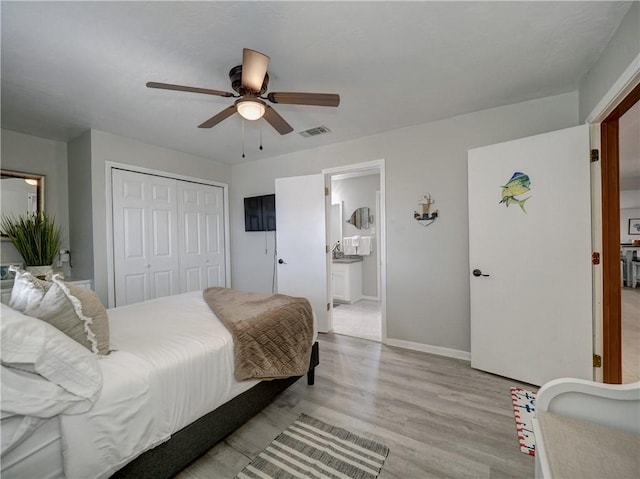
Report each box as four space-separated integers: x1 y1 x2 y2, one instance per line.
24 275 110 355
8 267 51 313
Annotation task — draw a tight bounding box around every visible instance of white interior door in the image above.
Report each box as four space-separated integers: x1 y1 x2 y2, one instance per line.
112 169 180 306
275 174 328 332
177 181 226 292
468 125 593 386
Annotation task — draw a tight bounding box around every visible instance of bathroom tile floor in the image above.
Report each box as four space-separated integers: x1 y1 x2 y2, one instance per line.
331 299 381 342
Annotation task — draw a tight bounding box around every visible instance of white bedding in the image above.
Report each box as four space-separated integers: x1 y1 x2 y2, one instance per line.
107 291 261 431
1 415 63 479
3 290 316 479
59 291 262 478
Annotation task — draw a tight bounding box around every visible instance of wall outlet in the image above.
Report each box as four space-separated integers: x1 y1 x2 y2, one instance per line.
59 250 71 263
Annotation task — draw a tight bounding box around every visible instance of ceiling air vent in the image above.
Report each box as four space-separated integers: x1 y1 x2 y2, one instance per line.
299 125 332 138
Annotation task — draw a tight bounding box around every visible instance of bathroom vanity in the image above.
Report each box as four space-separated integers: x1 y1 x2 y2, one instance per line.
332 257 362 304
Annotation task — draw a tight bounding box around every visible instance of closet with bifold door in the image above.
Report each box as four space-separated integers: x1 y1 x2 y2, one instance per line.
111 168 226 306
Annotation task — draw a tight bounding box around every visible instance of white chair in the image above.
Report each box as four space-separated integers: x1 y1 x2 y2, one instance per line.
533 378 640 479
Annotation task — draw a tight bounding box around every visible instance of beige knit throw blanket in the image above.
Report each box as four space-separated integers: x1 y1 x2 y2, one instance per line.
203 287 314 381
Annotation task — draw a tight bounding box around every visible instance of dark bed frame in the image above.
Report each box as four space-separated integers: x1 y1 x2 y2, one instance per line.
112 341 319 479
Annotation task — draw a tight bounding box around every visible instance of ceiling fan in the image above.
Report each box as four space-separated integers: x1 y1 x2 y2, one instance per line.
147 48 340 135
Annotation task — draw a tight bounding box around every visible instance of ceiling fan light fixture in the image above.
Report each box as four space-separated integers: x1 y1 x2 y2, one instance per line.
236 98 266 121
147 48 338 134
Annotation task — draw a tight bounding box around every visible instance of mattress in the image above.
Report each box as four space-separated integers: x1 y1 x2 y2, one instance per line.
2 290 316 479
105 290 262 433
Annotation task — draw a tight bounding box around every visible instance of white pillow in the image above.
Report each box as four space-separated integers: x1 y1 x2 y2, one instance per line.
0 303 103 417
8 267 51 313
24 275 110 355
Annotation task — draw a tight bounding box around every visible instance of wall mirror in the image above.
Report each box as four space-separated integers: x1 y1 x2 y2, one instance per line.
346 206 372 230
1 169 45 238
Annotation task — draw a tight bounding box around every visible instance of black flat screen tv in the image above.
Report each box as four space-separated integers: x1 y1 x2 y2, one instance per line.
244 194 276 231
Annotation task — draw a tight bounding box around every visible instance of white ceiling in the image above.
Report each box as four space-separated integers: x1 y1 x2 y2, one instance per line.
0 1 633 165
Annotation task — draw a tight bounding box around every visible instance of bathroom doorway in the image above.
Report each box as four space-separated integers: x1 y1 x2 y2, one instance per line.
324 160 386 343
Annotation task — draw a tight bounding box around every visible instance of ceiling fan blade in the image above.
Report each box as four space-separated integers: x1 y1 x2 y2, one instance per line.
242 48 270 92
263 105 293 135
198 105 237 128
267 92 340 107
147 82 234 98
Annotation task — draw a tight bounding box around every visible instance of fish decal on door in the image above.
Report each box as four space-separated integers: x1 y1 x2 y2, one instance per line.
499 172 531 213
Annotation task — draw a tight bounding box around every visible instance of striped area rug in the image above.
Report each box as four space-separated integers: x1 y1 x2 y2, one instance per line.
236 414 389 479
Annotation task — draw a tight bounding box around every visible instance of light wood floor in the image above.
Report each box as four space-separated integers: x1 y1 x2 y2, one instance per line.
177 334 535 478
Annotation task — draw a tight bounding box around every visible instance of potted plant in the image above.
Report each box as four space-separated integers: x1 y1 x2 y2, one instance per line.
0 211 62 278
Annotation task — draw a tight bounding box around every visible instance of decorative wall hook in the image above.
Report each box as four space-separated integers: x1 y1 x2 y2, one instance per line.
414 194 439 226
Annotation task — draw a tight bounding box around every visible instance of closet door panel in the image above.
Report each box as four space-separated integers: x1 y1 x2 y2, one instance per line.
122 178 144 200
183 211 201 255
206 264 223 287
113 169 227 305
113 171 150 306
203 186 225 287
151 182 171 202
147 175 180 299
185 267 201 292
204 212 221 254
121 207 148 304
177 182 225 292
152 210 172 256
204 190 223 254
124 274 147 305
123 208 146 259
112 169 179 306
177 182 203 291
151 269 174 299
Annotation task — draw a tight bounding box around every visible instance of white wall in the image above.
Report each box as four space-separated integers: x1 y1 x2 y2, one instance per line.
579 2 639 121
67 131 94 281
1 129 69 264
620 184 640 244
621 190 640 210
332 174 379 297
231 91 579 353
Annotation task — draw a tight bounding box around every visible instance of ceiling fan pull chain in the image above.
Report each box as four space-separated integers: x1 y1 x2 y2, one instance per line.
241 119 246 158
259 126 263 151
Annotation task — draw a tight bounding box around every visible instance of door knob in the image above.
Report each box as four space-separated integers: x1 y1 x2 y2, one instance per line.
278 258 286 264
472 269 490 277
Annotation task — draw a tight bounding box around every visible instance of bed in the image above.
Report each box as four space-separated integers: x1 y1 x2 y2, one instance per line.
1 284 318 479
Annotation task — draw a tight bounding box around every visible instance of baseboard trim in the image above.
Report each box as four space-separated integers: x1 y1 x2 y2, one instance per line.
385 338 471 361
361 295 379 301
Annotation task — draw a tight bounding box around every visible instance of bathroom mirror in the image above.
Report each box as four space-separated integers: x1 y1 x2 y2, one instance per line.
1 169 45 238
346 206 372 230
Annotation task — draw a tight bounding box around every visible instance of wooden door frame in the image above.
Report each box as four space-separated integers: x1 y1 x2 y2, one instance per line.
601 82 640 383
